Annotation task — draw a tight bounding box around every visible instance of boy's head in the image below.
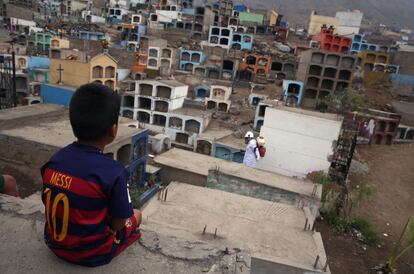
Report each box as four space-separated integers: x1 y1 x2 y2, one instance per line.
70 83 120 144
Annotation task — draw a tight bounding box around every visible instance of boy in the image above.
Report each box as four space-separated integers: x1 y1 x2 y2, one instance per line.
41 83 141 267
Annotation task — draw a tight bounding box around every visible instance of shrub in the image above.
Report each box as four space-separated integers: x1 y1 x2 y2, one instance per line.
129 188 142 209
350 218 381 246
353 183 376 206
320 207 351 232
320 87 366 115
320 208 381 246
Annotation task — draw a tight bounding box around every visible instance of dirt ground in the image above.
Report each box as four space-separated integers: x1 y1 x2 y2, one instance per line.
317 143 414 274
361 80 413 111
1 163 42 198
362 84 395 110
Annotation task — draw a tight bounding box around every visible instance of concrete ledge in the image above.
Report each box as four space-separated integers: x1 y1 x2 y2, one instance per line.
251 254 330 274
154 148 322 200
0 193 44 216
143 182 329 271
0 104 64 122
207 169 321 217
0 193 246 273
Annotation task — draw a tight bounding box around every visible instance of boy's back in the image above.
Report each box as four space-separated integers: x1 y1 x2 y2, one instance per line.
40 83 141 267
41 142 135 266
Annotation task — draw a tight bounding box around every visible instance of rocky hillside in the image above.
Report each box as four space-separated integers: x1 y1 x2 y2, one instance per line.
225 0 414 28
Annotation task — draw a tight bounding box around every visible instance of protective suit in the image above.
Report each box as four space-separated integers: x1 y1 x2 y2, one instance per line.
243 139 260 168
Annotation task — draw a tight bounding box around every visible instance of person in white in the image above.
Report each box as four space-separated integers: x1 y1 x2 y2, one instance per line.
367 119 376 140
243 131 260 168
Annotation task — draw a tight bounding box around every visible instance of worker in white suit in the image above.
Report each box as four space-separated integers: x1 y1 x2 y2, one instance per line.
243 131 260 168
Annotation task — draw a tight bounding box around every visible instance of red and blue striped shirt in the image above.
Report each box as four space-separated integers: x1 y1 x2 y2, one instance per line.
41 142 133 266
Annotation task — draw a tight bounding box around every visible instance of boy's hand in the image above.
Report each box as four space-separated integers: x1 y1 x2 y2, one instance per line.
110 218 128 232
109 210 141 232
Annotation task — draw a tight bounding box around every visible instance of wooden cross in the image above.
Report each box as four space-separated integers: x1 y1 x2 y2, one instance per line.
57 64 64 85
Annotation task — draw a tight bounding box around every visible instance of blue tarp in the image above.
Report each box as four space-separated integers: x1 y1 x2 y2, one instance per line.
234 4 247 12
28 56 49 69
390 74 414 86
40 84 75 107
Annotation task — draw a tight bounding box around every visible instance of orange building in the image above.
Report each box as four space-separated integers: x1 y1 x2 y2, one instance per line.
131 37 149 73
311 25 352 53
239 53 271 76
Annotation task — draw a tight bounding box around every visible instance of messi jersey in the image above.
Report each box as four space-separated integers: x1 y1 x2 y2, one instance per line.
40 142 133 267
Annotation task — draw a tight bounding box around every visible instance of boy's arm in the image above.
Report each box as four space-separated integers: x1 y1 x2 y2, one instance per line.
110 217 128 231
108 169 134 231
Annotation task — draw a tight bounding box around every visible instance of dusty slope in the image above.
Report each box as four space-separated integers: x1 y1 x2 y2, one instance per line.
208 0 414 28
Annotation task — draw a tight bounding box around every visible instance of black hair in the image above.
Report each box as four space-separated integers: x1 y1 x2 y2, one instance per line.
69 83 120 141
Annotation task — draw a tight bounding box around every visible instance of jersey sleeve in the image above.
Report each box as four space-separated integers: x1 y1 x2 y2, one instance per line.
109 169 134 219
